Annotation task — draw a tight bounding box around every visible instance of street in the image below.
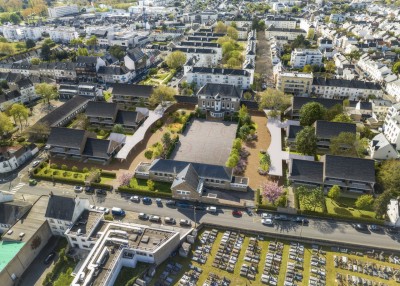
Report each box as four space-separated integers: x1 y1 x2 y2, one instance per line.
4 180 400 252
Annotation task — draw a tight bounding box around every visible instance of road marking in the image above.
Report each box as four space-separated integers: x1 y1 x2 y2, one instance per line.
9 183 26 193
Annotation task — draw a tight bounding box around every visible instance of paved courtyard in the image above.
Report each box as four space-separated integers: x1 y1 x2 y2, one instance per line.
171 119 238 166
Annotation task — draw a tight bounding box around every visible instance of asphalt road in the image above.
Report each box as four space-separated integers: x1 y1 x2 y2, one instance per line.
9 183 400 252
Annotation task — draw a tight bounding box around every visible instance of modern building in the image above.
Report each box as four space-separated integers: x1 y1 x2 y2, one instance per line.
111 84 153 108
313 120 357 150
290 49 323 68
290 97 343 119
48 5 79 18
196 83 242 118
276 72 313 95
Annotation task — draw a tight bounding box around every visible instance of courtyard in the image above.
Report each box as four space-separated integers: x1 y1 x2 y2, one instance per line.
170 119 238 166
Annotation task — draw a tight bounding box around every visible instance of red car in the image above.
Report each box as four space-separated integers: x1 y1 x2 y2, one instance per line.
232 210 242 217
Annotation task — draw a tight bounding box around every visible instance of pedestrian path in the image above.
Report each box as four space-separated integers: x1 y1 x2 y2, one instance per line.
9 183 26 193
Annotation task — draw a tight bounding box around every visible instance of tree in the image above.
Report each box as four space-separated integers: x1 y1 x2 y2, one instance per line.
392 61 400 74
324 104 343 121
9 103 29 132
347 50 361 61
28 121 50 141
165 51 186 70
112 124 124 134
70 38 83 46
259 152 271 171
9 13 21 24
325 60 336 74
261 181 284 205
376 160 400 191
243 91 252 100
118 173 132 186
327 185 341 202
86 35 98 48
149 85 176 106
147 179 155 191
227 26 238 40
374 189 398 217
303 65 312 73
30 57 40 65
299 102 326 126
161 132 172 149
291 35 310 49
35 83 57 105
77 47 89 56
0 112 13 137
226 152 239 168
355 194 374 210
296 186 325 212
238 105 251 125
25 39 35 49
214 21 227 33
295 126 317 156
109 45 125 60
330 132 367 157
0 42 15 55
226 57 241 68
331 113 352 123
257 88 292 112
40 43 51 61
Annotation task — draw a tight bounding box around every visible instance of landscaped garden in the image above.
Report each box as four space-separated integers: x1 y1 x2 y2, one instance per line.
118 173 172 198
140 68 176 86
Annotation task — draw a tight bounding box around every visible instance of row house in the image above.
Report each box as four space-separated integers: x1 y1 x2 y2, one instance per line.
186 67 254 90
369 133 398 160
59 84 102 100
48 27 79 43
289 155 376 194
311 77 383 100
75 56 106 82
2 26 43 42
0 144 38 173
265 27 307 41
171 47 219 66
111 84 153 108
124 48 148 71
357 54 394 83
385 79 400 102
0 77 38 110
383 103 400 151
265 16 297 29
97 66 134 84
179 42 222 61
290 96 343 120
290 49 323 68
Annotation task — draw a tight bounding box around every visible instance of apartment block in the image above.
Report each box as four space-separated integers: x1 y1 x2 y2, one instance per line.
276 71 313 95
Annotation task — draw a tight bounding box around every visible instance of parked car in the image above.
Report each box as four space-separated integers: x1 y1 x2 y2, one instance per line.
386 226 399 234
74 186 83 192
97 207 110 214
354 223 368 232
368 224 383 233
293 217 309 226
206 206 217 213
156 198 162 205
84 186 94 194
142 197 152 204
194 205 206 211
138 213 149 220
232 209 242 217
44 252 56 264
130 196 140 203
274 214 290 221
149 215 161 223
164 217 176 224
180 219 191 226
32 160 41 168
176 202 191 208
29 179 37 186
96 189 107 196
245 208 253 216
111 207 125 216
261 213 273 219
166 200 176 206
262 218 274 226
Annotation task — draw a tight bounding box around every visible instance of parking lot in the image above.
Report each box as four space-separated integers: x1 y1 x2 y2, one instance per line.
170 119 238 166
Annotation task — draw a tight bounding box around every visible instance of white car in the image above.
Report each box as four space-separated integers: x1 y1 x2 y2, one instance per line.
206 206 217 213
262 218 274 226
96 206 109 214
74 186 84 192
130 196 140 202
261 213 273 219
32 160 41 168
180 219 191 226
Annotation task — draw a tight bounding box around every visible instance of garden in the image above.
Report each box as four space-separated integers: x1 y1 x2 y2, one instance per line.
118 174 172 198
140 67 176 86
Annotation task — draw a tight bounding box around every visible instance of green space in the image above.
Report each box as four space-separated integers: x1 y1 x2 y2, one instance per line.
140 68 175 86
113 263 148 286
129 178 171 193
325 197 376 220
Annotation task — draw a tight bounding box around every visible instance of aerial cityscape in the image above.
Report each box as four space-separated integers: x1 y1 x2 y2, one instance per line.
0 0 400 285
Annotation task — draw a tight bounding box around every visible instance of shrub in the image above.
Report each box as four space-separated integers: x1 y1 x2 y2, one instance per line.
61 164 68 170
91 182 113 190
104 214 113 221
82 167 89 173
144 150 153 159
118 186 172 199
53 170 59 175
100 171 117 178
17 137 25 142
98 129 106 136
71 166 78 172
73 173 78 178
63 171 68 177
147 180 155 191
50 163 58 169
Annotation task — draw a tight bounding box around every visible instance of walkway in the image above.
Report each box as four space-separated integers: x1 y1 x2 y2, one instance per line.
115 104 167 160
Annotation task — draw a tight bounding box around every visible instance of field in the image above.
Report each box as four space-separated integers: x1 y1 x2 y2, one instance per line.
148 228 400 286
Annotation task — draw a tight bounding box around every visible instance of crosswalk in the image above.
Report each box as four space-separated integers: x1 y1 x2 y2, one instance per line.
8 183 26 193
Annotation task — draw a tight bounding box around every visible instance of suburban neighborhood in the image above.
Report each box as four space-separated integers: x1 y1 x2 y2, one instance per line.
0 0 400 286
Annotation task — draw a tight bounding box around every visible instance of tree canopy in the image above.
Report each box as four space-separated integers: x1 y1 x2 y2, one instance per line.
329 132 367 158
165 51 186 70
299 102 326 126
0 112 13 137
35 83 58 105
257 88 292 112
149 85 176 106
295 126 317 156
9 103 29 132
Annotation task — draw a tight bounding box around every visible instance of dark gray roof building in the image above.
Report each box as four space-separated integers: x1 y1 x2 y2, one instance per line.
45 195 76 221
314 120 356 139
197 83 243 99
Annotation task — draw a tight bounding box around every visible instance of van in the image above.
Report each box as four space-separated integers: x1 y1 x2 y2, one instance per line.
111 207 125 216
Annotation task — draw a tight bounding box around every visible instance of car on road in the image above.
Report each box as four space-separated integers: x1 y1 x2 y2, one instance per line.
166 200 176 206
232 209 242 217
206 206 217 213
261 213 273 219
84 186 94 194
111 207 125 216
142 197 152 204
149 215 161 223
245 208 253 216
274 214 290 221
293 217 309 226
262 218 274 226
164 217 176 224
130 196 140 203
32 160 41 168
386 226 399 234
176 202 191 208
138 213 149 220
354 223 369 232
44 252 56 265
96 189 107 196
194 205 206 211
180 219 191 226
368 224 383 233
156 198 162 205
29 179 37 186
74 186 83 192
97 207 110 214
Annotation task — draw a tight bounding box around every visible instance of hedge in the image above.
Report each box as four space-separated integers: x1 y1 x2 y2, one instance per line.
32 174 85 185
100 171 117 178
299 209 385 225
165 136 179 159
118 186 172 198
91 182 113 190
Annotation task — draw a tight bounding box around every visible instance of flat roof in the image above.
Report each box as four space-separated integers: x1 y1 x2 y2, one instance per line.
68 210 103 237
0 241 25 271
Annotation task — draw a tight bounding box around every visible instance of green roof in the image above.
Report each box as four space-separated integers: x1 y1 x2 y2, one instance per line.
0 241 25 271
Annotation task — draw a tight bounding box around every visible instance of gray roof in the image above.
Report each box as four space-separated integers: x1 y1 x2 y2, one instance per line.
191 67 250 76
47 127 86 150
314 120 356 139
45 195 76 221
86 101 118 118
312 77 381 90
287 125 304 140
150 159 232 181
126 47 146 62
116 110 145 126
172 47 216 54
82 138 113 159
197 83 243 99
112 84 153 98
322 155 375 183
171 163 200 192
290 159 323 184
292 96 343 110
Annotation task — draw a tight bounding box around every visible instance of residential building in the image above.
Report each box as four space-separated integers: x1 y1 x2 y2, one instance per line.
179 41 222 60
124 48 148 71
265 27 307 41
186 67 253 90
276 72 313 95
0 144 38 174
0 78 38 110
290 97 343 119
357 54 394 83
383 109 400 150
45 194 89 236
289 155 376 194
313 120 357 150
386 79 400 102
85 101 146 132
265 16 297 29
329 14 345 23
48 5 79 18
369 133 398 160
311 77 383 100
58 84 102 100
111 84 153 108
46 127 123 164
196 83 242 118
75 56 106 82
387 199 400 227
290 49 323 68
171 47 219 66
97 66 134 84
48 27 79 43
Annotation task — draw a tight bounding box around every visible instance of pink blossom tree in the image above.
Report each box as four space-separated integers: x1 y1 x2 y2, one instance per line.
261 181 284 205
119 173 133 187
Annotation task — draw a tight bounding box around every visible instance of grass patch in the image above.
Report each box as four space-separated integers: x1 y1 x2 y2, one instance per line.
129 178 171 193
113 263 148 286
326 197 376 219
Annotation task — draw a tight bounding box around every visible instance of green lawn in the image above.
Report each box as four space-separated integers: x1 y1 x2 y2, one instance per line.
113 263 148 286
325 197 376 219
130 178 171 193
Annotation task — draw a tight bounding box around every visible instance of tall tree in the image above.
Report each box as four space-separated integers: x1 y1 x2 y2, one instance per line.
330 132 367 157
40 43 51 61
331 113 352 123
0 112 13 137
9 103 29 132
165 51 186 70
149 85 176 106
327 185 341 203
214 21 227 33
25 39 35 49
35 83 58 106
257 88 292 112
28 121 50 141
227 26 238 40
376 160 400 191
325 60 336 74
295 126 317 156
355 194 374 210
261 181 284 205
299 102 326 126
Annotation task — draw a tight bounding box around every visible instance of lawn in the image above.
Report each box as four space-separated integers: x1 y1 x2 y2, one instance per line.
140 69 174 86
130 178 171 193
325 197 377 220
113 263 148 286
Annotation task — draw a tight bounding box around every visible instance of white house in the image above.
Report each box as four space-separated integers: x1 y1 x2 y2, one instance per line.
290 49 323 68
383 104 400 150
387 199 400 227
48 27 79 43
265 16 297 29
265 27 307 41
0 144 38 173
171 47 220 66
386 79 400 102
369 133 398 160
357 54 394 83
48 5 79 18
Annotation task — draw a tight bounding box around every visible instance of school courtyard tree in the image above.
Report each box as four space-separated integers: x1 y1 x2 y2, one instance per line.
257 88 292 112
0 112 13 137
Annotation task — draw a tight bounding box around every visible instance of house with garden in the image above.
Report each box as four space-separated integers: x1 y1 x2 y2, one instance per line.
111 83 153 108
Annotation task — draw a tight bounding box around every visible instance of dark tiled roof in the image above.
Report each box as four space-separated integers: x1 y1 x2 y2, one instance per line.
112 84 153 98
150 159 232 181
82 138 111 159
314 120 356 139
174 95 198 104
0 90 21 103
193 32 225 37
292 96 343 110
45 195 76 221
191 67 249 76
187 36 219 42
172 47 216 54
97 65 130 75
241 100 259 110
115 110 144 126
290 159 323 184
15 78 33 89
76 56 98 64
312 77 381 90
86 101 118 118
126 47 146 62
322 155 375 183
180 41 221 48
47 127 86 150
287 125 304 140
197 83 243 98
